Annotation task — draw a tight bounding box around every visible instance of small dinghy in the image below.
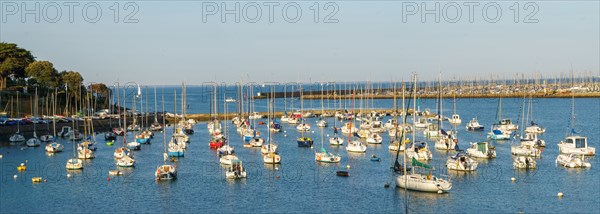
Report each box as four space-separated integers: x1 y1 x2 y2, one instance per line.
370 154 381 162
336 171 349 177
109 170 123 176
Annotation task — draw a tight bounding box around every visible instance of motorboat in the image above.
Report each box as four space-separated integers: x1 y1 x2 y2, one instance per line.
45 142 64 153
406 141 432 161
220 154 239 165
346 140 367 153
513 156 537 169
520 133 546 147
116 155 135 167
315 148 341 163
467 142 496 158
66 158 83 170
446 152 478 171
555 154 591 168
448 114 462 124
511 144 541 157
329 136 344 146
466 117 484 131
263 152 281 164
558 136 595 156
297 137 313 147
155 164 177 180
366 133 383 144
487 129 510 140
225 160 247 179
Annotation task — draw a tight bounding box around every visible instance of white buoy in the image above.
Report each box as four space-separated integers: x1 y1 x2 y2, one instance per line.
67 174 72 178
326 134 330 137
558 192 564 197
346 165 350 169
511 177 516 182
0 154 3 159
13 175 17 179
437 190 443 194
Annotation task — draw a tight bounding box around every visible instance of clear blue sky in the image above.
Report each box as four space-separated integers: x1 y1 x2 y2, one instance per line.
1 1 598 85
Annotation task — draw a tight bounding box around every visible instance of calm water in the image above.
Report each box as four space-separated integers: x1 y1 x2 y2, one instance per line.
1 97 599 213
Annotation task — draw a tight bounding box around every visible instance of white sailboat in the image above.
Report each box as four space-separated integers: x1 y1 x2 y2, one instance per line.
45 92 63 153
9 92 25 142
557 77 595 156
397 74 452 194
263 88 281 164
448 93 461 124
156 92 177 180
315 84 341 163
345 87 366 153
66 88 83 170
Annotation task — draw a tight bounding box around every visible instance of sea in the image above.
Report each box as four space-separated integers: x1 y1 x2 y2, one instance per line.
0 85 598 213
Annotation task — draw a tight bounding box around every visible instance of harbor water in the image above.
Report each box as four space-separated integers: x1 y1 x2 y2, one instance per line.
1 95 598 213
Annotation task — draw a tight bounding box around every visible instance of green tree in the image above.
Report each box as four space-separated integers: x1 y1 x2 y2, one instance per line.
25 61 60 88
60 70 84 98
0 43 35 89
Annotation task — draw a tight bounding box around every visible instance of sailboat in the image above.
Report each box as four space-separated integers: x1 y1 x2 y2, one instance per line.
66 88 83 170
104 85 117 142
510 96 541 157
557 70 595 156
397 74 452 194
114 86 134 166
345 87 366 153
524 96 545 134
45 90 63 153
77 92 96 159
26 88 41 147
168 89 185 157
296 85 313 147
263 88 281 164
329 85 344 145
217 92 235 156
466 117 484 131
389 82 407 152
133 86 150 145
315 83 341 163
126 89 142 150
9 91 25 142
489 96 518 138
448 92 461 124
156 91 177 180
405 79 432 161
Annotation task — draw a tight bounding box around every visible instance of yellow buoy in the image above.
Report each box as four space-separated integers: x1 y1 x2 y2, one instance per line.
346 165 350 169
32 177 42 183
17 163 26 171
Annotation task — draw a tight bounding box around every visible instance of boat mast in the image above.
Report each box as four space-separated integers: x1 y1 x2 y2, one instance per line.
52 88 57 141
162 88 167 164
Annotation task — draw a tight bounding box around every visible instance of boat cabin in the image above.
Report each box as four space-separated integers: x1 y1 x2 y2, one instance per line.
565 136 588 148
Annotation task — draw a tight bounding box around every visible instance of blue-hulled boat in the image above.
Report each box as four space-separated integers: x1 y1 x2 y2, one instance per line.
297 137 313 147
136 136 151 144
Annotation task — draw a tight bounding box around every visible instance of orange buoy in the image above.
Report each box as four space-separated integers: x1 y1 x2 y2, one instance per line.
107 177 111 181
